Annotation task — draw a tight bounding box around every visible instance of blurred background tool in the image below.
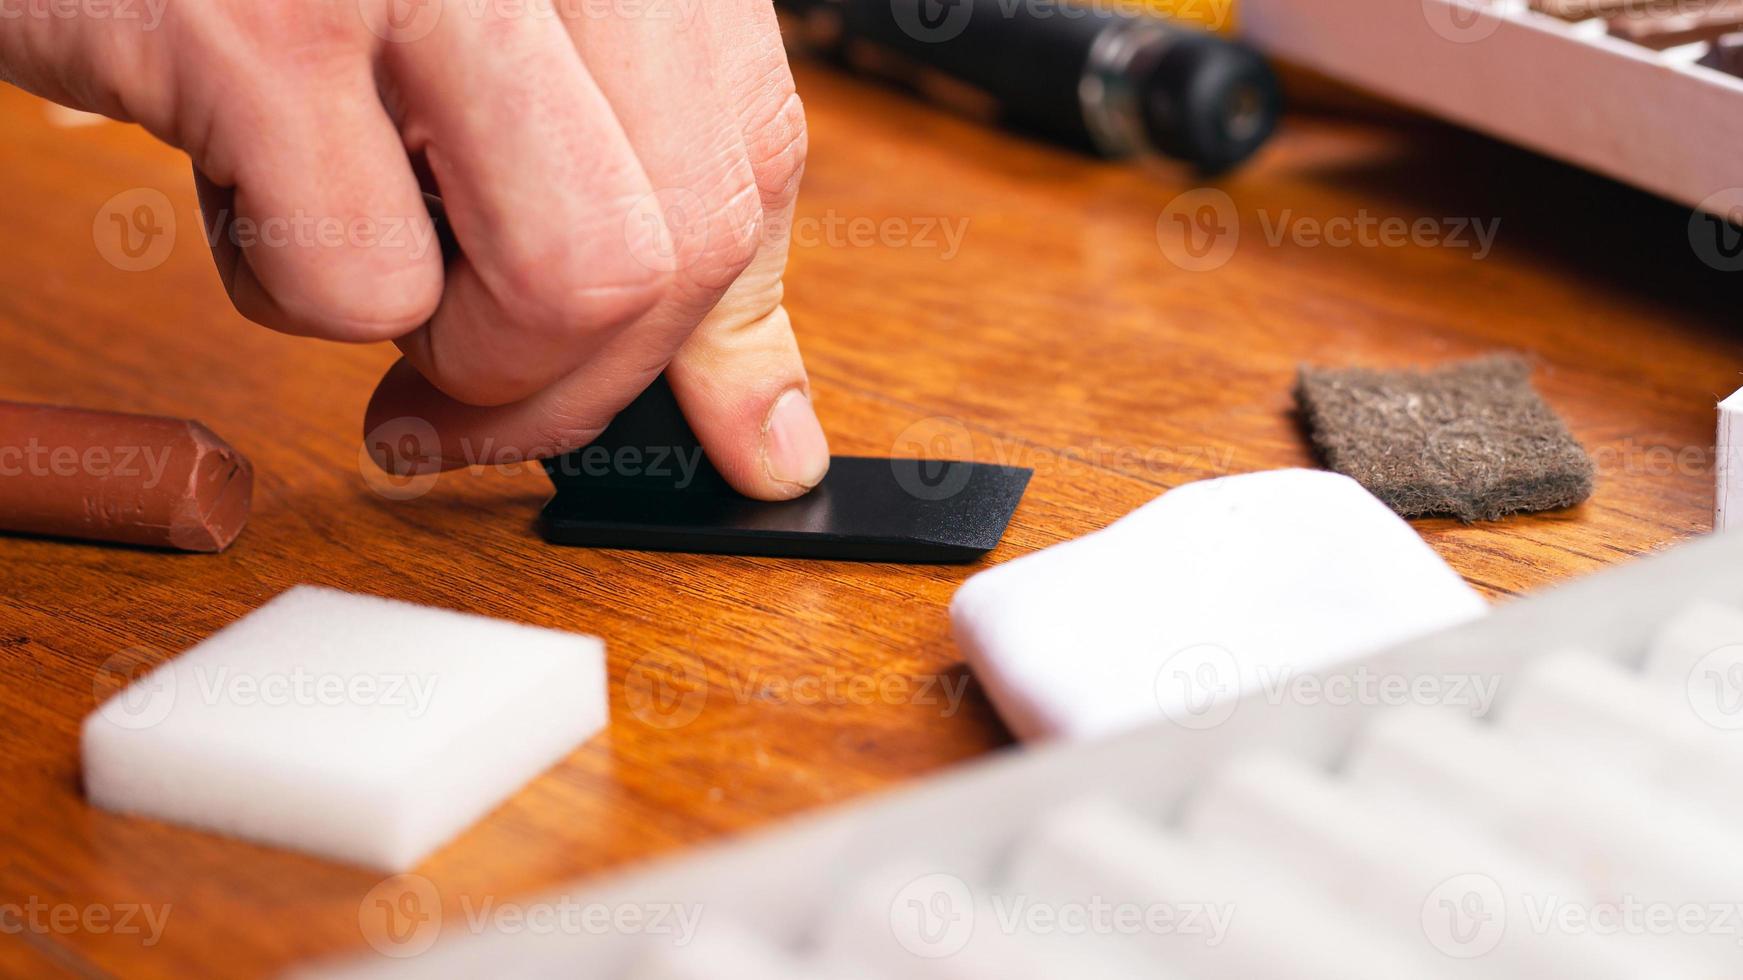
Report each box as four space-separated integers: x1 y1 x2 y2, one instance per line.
777 0 1281 173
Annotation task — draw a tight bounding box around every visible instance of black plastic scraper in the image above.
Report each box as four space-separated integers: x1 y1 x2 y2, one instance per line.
539 376 1031 562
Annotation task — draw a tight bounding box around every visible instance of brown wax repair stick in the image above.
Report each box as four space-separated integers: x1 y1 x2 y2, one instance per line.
0 401 252 552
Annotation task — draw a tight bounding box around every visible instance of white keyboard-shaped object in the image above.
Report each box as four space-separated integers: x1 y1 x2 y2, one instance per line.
1241 0 1743 222
317 530 1743 978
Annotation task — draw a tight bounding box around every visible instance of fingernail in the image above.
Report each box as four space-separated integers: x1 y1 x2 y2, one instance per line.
763 388 830 490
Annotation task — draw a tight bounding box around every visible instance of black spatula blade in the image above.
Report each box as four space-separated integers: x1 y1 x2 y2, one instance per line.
538 377 1030 562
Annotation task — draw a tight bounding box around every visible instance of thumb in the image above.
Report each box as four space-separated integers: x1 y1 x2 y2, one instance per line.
665 254 830 501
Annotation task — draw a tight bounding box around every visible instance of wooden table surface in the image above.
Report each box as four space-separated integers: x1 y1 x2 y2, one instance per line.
1 52 1737 977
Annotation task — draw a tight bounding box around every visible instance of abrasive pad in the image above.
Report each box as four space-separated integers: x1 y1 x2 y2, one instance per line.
1295 356 1594 522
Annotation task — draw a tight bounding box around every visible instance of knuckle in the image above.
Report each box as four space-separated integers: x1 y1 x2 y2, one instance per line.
230 3 370 62
742 90 808 208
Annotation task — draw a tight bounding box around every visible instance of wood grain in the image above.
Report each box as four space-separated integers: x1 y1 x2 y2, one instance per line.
0 56 1737 977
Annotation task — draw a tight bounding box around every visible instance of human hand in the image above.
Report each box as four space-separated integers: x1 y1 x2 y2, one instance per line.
2 0 829 498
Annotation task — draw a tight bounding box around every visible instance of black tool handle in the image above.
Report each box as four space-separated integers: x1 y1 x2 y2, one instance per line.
541 376 733 495
783 0 1279 171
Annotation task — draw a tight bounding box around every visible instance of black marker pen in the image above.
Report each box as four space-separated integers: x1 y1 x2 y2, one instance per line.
781 0 1281 173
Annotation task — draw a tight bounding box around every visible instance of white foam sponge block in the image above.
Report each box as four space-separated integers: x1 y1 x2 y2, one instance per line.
950 469 1487 741
82 585 607 871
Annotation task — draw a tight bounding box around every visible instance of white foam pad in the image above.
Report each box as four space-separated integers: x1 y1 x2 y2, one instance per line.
82 585 607 871
950 469 1487 741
